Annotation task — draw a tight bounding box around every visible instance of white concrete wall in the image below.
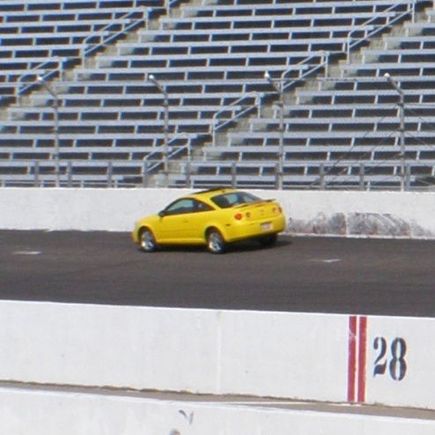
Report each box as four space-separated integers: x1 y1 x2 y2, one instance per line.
366 316 435 409
1 187 435 237
276 190 435 238
0 187 186 232
0 301 347 402
1 301 435 410
1 386 435 435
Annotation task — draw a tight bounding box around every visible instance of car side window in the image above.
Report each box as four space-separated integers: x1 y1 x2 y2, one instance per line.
164 198 196 216
163 198 214 216
212 191 260 208
212 195 231 208
192 199 213 213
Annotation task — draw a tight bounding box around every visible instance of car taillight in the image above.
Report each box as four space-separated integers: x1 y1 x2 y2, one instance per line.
234 212 243 220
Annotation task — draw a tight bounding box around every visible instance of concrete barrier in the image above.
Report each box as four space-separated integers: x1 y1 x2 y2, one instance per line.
0 302 347 402
366 315 435 409
1 187 435 238
1 386 435 435
1 301 435 410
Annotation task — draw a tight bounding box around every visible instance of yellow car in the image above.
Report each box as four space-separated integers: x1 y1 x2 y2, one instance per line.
132 188 286 254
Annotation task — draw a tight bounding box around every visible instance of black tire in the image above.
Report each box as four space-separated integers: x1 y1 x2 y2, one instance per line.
139 228 158 252
258 233 278 247
206 229 226 254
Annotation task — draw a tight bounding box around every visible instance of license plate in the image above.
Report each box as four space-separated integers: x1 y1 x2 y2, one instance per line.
261 222 272 231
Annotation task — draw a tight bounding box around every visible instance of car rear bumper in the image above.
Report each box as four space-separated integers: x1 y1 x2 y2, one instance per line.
224 215 286 242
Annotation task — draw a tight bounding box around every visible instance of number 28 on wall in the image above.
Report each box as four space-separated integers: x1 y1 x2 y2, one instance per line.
373 337 407 381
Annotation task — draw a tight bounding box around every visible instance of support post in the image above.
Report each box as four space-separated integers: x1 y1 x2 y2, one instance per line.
265 72 284 190
148 74 169 187
37 76 60 187
384 73 406 191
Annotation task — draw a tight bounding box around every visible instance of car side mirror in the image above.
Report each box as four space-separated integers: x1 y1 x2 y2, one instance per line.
158 210 166 218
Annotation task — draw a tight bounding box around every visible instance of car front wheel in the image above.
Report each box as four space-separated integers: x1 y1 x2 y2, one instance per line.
140 228 158 252
206 229 226 254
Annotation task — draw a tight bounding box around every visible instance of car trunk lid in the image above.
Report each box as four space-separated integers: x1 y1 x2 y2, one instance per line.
233 200 281 222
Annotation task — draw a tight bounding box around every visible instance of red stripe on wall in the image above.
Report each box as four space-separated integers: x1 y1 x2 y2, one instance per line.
347 315 357 402
357 316 368 403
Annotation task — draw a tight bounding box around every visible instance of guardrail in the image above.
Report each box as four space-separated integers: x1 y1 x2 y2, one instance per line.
2 158 432 191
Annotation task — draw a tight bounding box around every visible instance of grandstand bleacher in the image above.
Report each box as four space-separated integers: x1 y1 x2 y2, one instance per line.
0 0 434 189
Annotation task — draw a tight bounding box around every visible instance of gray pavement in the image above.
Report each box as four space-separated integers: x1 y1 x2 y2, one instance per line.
0 230 434 317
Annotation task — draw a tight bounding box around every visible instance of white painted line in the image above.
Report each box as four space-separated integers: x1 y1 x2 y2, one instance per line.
310 258 342 264
13 251 42 256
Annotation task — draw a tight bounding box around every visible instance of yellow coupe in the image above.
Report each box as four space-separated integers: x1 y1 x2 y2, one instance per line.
132 188 286 254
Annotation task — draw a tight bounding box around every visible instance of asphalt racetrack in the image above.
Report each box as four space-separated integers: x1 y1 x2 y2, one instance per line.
0 230 434 317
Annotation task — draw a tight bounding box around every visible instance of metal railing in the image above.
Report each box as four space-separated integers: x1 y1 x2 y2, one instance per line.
165 0 182 14
346 0 420 63
17 57 64 102
142 133 193 183
212 52 331 146
1 158 434 191
211 1 421 147
81 4 149 67
15 4 149 101
212 92 262 146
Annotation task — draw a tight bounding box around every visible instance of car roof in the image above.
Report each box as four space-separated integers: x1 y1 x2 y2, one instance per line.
189 187 236 201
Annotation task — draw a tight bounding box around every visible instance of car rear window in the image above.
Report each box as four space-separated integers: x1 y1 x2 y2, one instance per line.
211 191 261 209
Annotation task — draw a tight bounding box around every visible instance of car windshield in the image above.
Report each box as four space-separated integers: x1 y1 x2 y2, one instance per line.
211 191 261 209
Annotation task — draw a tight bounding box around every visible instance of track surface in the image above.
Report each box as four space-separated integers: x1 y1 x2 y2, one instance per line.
1 230 434 317
2 230 435 423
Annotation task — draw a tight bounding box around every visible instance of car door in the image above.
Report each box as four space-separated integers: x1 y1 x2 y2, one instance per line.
183 199 215 242
157 198 196 243
157 198 214 244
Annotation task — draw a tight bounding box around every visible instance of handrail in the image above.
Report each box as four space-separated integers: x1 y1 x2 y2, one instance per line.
16 3 150 99
280 54 326 92
143 133 192 176
165 0 181 13
16 57 63 101
212 91 261 144
211 1 420 147
212 53 329 146
81 4 149 66
346 0 417 63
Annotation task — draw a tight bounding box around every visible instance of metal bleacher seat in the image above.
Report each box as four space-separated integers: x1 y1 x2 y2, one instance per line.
0 0 151 93
1 0 433 188
211 2 435 190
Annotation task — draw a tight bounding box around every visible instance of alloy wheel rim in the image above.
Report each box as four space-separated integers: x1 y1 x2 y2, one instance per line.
209 233 222 252
142 232 154 250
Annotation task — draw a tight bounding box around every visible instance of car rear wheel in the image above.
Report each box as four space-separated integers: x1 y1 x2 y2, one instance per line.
140 228 158 252
206 229 226 254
